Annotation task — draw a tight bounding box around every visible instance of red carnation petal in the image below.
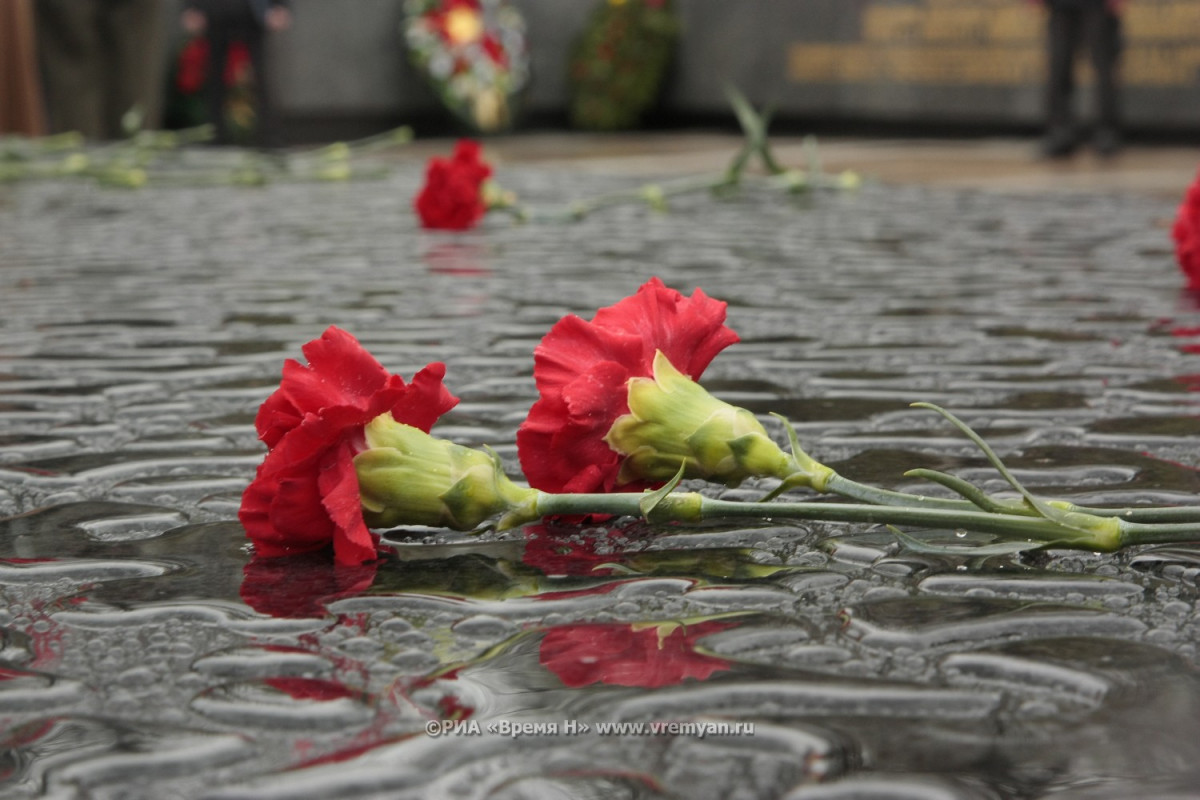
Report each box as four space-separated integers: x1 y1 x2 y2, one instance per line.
255 327 392 447
387 362 459 433
591 277 740 379
561 361 629 422
530 314 644 394
319 440 378 566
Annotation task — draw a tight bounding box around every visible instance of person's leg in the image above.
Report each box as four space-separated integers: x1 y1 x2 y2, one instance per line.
34 0 105 138
99 0 166 138
205 24 234 144
0 0 47 136
1043 4 1083 157
1084 4 1122 154
242 29 275 148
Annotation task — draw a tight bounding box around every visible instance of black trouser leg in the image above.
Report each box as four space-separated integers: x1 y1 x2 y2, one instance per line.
1046 6 1083 137
204 30 232 143
243 32 273 148
1082 6 1121 133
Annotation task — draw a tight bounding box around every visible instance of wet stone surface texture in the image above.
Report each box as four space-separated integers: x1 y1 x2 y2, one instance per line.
3 164 1200 800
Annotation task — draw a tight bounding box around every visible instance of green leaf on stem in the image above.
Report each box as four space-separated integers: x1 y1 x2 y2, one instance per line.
903 467 1021 514
911 402 1079 528
639 464 686 519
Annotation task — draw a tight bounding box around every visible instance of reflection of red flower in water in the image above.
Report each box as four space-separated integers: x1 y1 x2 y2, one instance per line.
1175 170 1200 290
414 139 493 230
238 326 458 565
517 277 739 494
266 677 364 702
1168 326 1200 355
241 551 377 618
422 242 491 275
521 523 648 577
539 620 734 688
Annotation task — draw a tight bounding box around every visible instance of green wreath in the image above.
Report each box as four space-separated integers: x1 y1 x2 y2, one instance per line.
568 0 679 131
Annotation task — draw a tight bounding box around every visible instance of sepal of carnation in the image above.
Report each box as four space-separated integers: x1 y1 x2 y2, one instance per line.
355 415 537 530
605 350 793 487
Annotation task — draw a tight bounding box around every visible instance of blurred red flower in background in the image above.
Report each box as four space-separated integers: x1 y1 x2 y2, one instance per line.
414 139 493 230
1174 169 1200 290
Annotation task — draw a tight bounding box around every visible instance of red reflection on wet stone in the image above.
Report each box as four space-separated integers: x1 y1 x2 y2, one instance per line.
539 620 735 689
240 552 377 618
521 524 629 577
265 677 363 702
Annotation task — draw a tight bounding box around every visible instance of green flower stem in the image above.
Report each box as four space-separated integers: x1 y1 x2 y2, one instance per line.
816 471 1200 525
822 472 979 512
1114 520 1200 546
525 172 737 223
1081 505 1200 523
529 490 1200 552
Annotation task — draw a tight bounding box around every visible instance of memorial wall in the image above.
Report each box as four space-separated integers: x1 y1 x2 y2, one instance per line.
251 0 1200 134
669 0 1200 129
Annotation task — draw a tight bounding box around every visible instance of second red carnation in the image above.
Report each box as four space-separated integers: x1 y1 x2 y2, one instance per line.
516 277 740 494
414 139 493 230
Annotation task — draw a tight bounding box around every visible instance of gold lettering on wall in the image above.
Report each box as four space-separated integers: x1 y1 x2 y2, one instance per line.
789 0 1200 87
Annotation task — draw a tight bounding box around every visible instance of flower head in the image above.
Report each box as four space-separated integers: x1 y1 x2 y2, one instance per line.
539 620 734 688
1174 170 1200 290
517 277 740 494
414 139 493 230
239 327 458 565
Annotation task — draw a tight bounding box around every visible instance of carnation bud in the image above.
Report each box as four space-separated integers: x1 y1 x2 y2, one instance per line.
355 415 537 530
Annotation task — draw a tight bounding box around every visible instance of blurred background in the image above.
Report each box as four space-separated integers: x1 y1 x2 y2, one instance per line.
5 0 1200 145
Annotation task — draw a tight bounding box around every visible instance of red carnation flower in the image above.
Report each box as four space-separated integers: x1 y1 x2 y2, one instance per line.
414 139 493 230
539 621 734 688
516 277 739 494
1174 169 1200 290
239 327 458 566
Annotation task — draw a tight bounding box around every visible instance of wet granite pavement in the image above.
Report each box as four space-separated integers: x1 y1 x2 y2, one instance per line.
3 146 1200 799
